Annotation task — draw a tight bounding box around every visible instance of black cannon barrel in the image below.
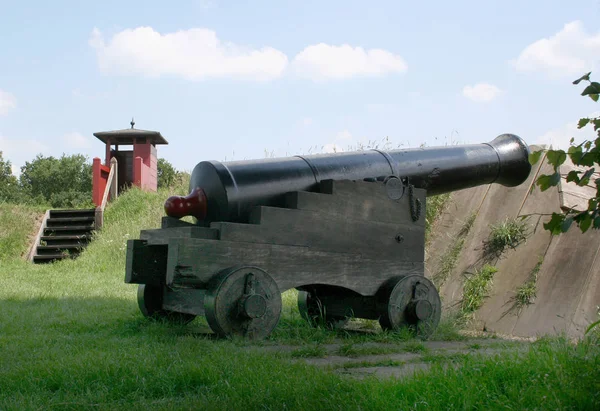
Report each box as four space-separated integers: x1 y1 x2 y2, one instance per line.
173 134 531 224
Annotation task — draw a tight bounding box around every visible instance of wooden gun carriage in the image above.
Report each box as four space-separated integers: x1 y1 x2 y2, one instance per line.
125 134 532 339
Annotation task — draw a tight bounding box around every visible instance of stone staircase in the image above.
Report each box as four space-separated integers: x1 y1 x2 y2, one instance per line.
32 209 96 264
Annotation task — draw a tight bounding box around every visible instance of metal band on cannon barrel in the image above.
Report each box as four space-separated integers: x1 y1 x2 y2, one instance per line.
189 134 531 224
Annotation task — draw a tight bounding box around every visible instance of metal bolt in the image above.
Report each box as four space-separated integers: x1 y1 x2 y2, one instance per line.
395 234 404 243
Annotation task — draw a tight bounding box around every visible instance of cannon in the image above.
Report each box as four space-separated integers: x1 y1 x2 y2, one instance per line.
125 134 532 339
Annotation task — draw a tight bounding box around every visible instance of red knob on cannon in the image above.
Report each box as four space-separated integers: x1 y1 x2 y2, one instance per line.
164 187 208 220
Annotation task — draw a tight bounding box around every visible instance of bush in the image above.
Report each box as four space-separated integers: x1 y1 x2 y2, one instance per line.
19 154 92 208
485 218 529 257
462 264 498 314
157 158 178 189
0 151 23 204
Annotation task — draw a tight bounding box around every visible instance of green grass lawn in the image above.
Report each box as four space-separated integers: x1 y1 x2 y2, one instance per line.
1 187 599 410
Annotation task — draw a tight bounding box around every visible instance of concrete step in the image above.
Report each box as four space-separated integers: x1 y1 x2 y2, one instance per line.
49 209 95 219
36 245 84 256
40 235 92 247
46 216 95 227
32 254 71 264
32 208 97 264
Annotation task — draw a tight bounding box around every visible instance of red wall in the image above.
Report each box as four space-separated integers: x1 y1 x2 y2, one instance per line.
92 157 110 207
133 142 157 191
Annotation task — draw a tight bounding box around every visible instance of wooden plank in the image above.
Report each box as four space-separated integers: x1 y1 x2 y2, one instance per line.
161 216 197 229
125 240 167 285
162 287 206 316
140 226 219 245
237 206 423 260
165 238 424 296
285 181 426 227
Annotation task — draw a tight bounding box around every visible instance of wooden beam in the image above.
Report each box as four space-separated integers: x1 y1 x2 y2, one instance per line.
165 238 424 296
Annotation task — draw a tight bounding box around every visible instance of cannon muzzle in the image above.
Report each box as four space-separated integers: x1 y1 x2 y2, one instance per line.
165 134 531 224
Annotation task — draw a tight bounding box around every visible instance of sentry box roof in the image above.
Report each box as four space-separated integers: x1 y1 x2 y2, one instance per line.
93 119 168 145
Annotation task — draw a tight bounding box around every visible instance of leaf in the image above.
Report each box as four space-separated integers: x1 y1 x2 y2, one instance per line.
537 172 561 191
546 150 567 170
585 319 600 335
578 118 590 129
561 216 574 232
543 213 565 235
588 198 598 211
579 214 593 233
566 170 581 183
579 152 596 167
573 72 591 85
591 94 599 102
580 167 596 186
594 216 600 229
528 150 543 166
593 119 600 131
568 145 584 164
581 82 600 96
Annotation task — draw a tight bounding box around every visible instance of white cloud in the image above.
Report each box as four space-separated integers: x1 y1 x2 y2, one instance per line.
0 90 16 115
336 130 352 140
302 117 313 126
89 27 289 81
61 132 91 149
0 134 50 171
89 27 409 83
462 83 502 102
512 21 600 77
320 130 355 153
322 143 345 153
535 112 600 150
291 43 407 81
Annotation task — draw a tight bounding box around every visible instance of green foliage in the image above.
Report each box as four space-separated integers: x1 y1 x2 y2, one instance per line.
515 257 544 309
157 158 179 189
19 154 93 208
290 344 328 358
515 281 537 308
485 218 529 257
0 203 46 260
0 152 23 204
462 265 498 314
425 193 451 242
433 213 476 287
531 72 600 234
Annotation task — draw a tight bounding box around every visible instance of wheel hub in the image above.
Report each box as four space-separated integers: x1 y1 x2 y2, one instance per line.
239 294 267 319
407 299 433 322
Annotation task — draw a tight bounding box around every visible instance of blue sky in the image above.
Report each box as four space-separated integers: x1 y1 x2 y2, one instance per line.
1 0 600 176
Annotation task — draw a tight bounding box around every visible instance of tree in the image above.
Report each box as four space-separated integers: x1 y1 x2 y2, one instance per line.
157 158 178 189
530 72 600 235
19 154 93 208
0 151 23 203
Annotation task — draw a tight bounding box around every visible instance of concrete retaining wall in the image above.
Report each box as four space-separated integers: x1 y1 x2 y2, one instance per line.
425 146 600 339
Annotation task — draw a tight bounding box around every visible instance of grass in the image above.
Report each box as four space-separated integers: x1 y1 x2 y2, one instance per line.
484 217 529 258
515 256 544 309
433 212 476 287
1 182 600 409
290 344 328 358
339 359 405 369
461 264 498 314
425 193 451 242
0 202 46 260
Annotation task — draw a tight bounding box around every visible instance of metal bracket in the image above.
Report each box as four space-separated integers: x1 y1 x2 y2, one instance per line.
408 182 422 222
